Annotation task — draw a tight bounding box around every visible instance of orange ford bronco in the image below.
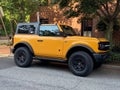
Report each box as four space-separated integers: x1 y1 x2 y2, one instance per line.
12 22 110 76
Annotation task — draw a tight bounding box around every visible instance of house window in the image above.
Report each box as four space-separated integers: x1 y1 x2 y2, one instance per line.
40 18 49 24
81 18 93 37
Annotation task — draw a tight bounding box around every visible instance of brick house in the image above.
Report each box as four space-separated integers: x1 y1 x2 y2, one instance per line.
30 6 120 45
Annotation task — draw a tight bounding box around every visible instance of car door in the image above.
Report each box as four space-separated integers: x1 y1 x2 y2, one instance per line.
35 25 64 58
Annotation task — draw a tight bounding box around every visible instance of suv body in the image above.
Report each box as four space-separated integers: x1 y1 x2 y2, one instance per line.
12 22 110 76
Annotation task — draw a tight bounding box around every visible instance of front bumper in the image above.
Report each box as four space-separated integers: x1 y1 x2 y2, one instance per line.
93 52 110 63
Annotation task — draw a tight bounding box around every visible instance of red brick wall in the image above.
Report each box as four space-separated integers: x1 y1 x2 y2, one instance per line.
30 6 80 31
30 6 72 24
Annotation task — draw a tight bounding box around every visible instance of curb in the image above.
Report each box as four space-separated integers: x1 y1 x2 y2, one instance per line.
102 64 120 70
0 54 13 57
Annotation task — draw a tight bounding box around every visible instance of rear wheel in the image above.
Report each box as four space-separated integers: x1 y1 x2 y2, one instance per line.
14 47 33 67
68 51 93 77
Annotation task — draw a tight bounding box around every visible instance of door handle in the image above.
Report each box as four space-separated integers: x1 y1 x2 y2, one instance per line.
37 40 43 42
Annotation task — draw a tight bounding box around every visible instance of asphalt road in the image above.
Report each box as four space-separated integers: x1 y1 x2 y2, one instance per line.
0 57 120 90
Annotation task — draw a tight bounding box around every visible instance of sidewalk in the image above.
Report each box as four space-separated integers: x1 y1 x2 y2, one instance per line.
0 45 12 57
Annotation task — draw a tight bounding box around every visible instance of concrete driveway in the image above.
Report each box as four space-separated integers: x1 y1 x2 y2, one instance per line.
0 56 120 90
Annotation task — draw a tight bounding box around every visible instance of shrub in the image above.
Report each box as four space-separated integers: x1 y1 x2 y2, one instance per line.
112 45 120 53
105 52 120 63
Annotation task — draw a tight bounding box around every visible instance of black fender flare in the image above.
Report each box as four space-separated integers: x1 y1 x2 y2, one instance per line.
13 42 34 55
66 44 95 58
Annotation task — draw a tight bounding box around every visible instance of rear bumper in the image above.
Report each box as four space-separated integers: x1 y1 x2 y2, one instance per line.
93 52 110 63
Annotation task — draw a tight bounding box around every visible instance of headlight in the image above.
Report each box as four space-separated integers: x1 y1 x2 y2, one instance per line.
99 42 110 50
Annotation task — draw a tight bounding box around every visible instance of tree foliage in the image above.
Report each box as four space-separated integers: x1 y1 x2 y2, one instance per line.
0 0 48 35
52 0 120 20
0 0 48 22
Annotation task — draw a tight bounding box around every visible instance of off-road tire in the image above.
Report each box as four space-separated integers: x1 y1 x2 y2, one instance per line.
14 47 33 67
68 51 93 77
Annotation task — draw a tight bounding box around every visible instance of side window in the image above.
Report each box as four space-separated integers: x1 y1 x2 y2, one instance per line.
39 25 60 36
18 25 36 34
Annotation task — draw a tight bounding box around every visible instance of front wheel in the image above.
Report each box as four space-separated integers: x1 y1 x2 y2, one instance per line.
14 47 33 67
68 51 93 77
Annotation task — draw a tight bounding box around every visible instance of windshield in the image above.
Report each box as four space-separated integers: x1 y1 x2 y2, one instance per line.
60 25 76 36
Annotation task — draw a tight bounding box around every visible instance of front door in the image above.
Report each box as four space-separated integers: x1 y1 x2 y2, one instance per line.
36 25 64 58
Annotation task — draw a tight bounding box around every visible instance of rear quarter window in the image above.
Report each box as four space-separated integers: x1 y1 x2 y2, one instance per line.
17 25 36 34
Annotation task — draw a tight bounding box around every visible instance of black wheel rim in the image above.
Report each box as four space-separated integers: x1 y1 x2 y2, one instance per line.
16 50 26 64
72 57 86 71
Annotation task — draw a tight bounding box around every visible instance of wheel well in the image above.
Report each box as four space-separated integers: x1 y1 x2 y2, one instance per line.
13 43 34 56
66 46 95 64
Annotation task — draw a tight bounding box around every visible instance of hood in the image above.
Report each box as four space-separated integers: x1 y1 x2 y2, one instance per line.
67 36 98 41
67 36 109 42
97 38 109 42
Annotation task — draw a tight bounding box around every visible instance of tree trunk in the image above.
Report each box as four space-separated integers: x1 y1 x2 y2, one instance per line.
105 22 114 49
9 20 15 36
